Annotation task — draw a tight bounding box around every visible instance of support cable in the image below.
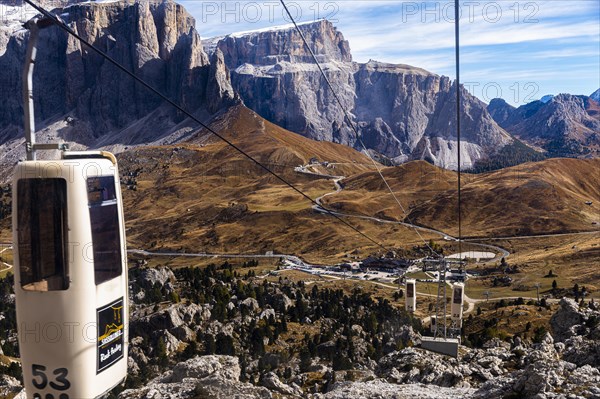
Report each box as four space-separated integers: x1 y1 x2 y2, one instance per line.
455 0 463 260
280 0 440 257
23 0 390 252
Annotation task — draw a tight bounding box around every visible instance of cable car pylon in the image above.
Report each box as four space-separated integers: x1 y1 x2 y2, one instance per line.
419 257 464 358
13 16 129 399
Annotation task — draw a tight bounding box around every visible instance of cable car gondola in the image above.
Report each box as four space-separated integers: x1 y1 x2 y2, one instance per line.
13 17 128 399
405 279 416 313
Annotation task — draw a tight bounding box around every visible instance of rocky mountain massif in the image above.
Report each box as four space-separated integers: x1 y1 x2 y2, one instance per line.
0 0 236 165
488 92 600 158
205 20 516 170
0 0 596 171
0 0 524 171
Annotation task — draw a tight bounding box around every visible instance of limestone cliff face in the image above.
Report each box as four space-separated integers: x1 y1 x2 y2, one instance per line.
205 20 356 148
207 20 513 169
0 0 236 146
214 19 352 67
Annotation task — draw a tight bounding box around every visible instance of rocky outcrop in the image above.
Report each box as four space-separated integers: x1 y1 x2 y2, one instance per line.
315 380 476 399
138 266 176 289
119 355 273 399
487 98 516 127
0 375 22 398
207 20 513 169
550 298 585 341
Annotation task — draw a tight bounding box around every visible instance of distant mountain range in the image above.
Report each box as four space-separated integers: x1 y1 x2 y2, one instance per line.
488 93 600 158
0 0 598 172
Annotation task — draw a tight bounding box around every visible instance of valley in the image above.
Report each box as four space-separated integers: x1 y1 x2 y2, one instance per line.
113 105 600 303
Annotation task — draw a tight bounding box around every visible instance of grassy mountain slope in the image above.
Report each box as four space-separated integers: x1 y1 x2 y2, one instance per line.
118 105 438 262
322 157 600 237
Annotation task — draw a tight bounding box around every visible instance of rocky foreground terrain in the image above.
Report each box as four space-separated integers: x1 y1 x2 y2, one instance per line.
0 263 599 399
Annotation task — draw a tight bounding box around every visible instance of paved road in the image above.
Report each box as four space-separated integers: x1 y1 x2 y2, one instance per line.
129 249 286 259
463 230 600 241
297 164 511 262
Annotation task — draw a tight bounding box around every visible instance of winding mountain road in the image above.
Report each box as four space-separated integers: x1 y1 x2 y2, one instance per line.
301 164 510 261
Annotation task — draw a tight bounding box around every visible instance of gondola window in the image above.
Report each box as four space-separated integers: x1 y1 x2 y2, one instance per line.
87 176 122 284
17 178 69 291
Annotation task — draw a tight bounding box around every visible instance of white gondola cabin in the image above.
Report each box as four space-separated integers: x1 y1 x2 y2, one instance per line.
451 282 464 326
13 152 129 399
14 16 128 399
405 279 416 313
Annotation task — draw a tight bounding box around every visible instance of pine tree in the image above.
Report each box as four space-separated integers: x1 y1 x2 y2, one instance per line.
204 334 216 355
156 338 168 367
299 348 311 372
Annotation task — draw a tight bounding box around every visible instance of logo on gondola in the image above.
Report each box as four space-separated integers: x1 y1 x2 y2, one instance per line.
97 298 124 373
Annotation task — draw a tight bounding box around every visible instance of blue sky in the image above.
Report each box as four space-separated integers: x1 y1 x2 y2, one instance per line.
181 0 600 106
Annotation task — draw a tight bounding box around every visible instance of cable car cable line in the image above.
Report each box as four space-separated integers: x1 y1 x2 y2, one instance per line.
455 0 463 258
22 0 390 253
283 0 467 345
279 0 441 257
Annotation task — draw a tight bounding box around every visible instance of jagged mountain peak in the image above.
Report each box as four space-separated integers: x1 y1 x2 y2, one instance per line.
487 98 516 128
591 88 600 102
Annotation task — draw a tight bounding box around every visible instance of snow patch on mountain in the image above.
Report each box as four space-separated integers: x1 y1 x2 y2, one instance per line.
540 94 554 103
591 88 600 102
234 60 348 76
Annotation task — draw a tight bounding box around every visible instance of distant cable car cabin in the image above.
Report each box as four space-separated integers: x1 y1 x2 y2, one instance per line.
405 279 416 313
13 17 128 399
451 282 465 327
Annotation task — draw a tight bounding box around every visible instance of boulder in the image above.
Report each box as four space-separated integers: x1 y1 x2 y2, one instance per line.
119 356 273 399
259 308 276 320
0 375 22 397
551 298 584 342
139 267 176 289
171 355 241 383
241 297 260 312
161 331 181 355
261 372 297 396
